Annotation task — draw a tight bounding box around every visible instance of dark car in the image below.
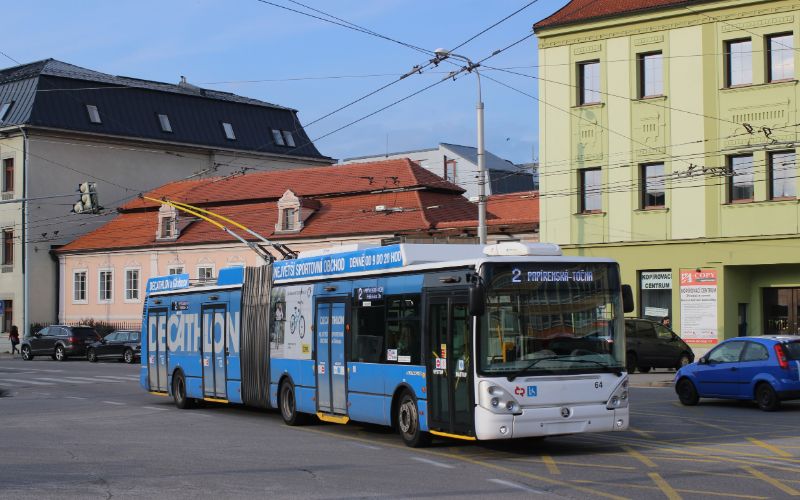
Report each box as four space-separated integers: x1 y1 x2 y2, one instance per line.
21 325 101 361
87 330 141 364
625 318 694 373
675 336 800 411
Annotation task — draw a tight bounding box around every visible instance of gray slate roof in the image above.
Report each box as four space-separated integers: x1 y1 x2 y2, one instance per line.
0 59 328 160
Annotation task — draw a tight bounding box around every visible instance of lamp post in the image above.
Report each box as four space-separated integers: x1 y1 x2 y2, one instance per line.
434 48 487 245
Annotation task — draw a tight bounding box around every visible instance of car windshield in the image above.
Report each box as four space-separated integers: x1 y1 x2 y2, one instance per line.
478 262 625 376
785 341 800 360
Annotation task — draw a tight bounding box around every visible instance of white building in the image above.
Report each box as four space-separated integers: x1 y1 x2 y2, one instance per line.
343 143 535 200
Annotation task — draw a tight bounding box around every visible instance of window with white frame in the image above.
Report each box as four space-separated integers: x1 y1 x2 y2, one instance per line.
198 266 215 281
98 269 113 302
168 266 184 275
73 270 87 302
125 269 140 301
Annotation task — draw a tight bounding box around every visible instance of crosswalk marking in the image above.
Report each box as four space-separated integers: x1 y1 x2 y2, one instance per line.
0 377 55 386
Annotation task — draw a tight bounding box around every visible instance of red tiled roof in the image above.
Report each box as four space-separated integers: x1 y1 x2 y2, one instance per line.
534 0 703 30
121 158 463 210
58 162 539 254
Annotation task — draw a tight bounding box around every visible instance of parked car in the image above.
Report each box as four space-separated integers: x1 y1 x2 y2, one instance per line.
675 336 800 411
21 325 101 361
624 318 694 373
87 330 141 364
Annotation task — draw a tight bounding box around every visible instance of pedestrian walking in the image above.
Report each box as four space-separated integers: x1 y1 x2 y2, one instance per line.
8 325 20 356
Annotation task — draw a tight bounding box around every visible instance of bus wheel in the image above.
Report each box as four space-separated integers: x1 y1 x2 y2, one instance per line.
172 372 194 409
280 381 308 426
397 392 430 448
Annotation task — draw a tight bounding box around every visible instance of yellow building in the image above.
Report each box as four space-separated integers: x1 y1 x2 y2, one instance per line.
535 0 800 354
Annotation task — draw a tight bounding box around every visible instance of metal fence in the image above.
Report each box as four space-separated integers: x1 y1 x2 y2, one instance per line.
29 320 142 337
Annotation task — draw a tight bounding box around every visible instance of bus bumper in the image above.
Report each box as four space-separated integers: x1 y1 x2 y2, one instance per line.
474 404 629 440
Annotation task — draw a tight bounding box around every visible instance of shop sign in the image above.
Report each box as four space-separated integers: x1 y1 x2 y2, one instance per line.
679 269 718 344
641 271 672 290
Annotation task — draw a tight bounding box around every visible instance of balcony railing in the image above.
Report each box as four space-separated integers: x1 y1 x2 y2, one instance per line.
1 192 13 201
1 264 13 273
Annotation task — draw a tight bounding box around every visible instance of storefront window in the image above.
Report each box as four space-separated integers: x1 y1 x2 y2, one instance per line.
640 270 672 323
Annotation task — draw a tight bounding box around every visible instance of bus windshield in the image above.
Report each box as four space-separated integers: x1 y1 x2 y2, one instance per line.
478 262 624 376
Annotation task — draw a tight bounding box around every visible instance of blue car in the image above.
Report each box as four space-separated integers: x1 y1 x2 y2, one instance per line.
675 336 800 411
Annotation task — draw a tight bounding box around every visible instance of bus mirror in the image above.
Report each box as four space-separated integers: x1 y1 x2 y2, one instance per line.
621 284 634 313
469 282 485 316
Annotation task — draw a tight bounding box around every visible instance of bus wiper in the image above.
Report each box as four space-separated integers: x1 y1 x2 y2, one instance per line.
507 356 622 381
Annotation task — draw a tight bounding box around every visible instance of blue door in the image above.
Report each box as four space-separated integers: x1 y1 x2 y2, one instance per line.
695 341 745 397
202 305 227 399
147 309 168 392
316 300 348 415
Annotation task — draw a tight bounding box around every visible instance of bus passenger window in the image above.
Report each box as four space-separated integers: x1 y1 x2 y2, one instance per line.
351 305 384 363
386 294 421 364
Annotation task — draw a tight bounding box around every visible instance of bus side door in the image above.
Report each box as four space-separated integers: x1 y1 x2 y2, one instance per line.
202 303 228 399
427 292 474 437
316 299 348 415
147 308 169 392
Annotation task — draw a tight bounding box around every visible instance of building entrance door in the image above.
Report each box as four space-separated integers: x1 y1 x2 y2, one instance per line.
763 288 800 334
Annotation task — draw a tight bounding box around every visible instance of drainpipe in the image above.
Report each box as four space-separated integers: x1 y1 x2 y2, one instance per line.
18 126 28 335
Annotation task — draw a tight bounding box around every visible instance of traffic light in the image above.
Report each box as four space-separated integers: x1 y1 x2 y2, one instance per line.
73 182 101 214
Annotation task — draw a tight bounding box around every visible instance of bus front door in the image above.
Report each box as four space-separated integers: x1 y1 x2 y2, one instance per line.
427 294 474 437
316 300 348 416
202 305 228 400
147 308 168 392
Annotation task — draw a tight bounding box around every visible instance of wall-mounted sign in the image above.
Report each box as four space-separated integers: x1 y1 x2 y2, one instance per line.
679 269 718 344
641 271 672 290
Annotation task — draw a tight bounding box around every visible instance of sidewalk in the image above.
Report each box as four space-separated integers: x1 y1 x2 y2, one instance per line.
629 369 676 388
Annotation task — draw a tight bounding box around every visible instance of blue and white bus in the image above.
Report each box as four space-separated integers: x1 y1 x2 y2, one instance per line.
141 242 632 447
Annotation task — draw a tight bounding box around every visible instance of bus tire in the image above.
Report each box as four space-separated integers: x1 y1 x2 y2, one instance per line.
397 391 430 448
280 380 308 426
172 371 194 409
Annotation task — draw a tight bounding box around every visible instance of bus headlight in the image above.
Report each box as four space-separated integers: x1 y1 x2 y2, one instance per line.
480 381 521 415
606 378 629 409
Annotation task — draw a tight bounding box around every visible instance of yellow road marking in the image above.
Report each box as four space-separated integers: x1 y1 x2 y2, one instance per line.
623 445 657 468
681 469 800 486
573 479 765 499
288 426 627 500
541 454 560 474
747 437 793 458
631 428 654 439
649 472 681 500
522 458 636 470
743 466 800 497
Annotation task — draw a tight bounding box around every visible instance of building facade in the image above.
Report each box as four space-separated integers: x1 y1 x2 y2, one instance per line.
535 0 800 354
0 59 330 339
55 159 539 325
343 143 535 199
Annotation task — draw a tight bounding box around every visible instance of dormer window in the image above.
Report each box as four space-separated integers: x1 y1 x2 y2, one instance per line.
86 104 101 124
222 122 236 140
158 113 172 132
0 101 13 121
275 189 319 233
156 204 179 240
272 129 285 146
282 131 296 147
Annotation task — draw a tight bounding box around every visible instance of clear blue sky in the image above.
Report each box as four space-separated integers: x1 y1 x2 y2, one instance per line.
3 1 566 164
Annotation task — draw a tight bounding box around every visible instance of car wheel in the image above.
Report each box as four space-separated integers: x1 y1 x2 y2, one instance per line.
676 353 692 369
54 345 66 362
638 366 651 374
123 349 135 364
676 378 700 406
21 345 33 361
280 380 308 426
397 391 431 448
626 353 637 373
87 349 98 362
172 372 194 409
755 383 780 412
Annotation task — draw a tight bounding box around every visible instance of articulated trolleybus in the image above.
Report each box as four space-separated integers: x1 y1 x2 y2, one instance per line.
141 242 632 447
